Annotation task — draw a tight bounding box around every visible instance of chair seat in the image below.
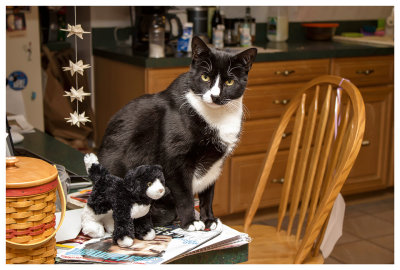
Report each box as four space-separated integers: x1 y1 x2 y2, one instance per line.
231 224 324 264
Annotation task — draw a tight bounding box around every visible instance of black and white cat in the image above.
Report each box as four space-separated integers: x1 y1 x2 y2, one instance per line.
97 36 257 231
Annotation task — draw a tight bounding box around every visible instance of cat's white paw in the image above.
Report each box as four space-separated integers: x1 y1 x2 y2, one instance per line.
84 153 99 173
186 220 205 232
209 219 222 231
81 220 105 238
142 229 156 240
117 236 134 247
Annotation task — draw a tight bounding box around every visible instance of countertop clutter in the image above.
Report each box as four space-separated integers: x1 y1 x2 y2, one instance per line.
93 40 393 68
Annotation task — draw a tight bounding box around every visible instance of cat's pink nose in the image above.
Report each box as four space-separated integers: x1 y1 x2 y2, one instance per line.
159 188 164 194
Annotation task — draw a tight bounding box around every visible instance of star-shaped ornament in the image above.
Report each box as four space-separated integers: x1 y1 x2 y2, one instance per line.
60 24 90 39
65 111 91 127
63 60 91 76
64 86 91 102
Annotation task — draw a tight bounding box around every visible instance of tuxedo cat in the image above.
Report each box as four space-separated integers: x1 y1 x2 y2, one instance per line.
97 36 257 231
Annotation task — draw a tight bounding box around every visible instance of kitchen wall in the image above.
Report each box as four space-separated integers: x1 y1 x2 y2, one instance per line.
90 6 393 27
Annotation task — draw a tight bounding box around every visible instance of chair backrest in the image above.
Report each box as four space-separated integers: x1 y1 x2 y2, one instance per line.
243 75 365 263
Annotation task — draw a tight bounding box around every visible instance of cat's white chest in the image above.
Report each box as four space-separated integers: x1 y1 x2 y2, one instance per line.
185 91 243 194
185 91 243 149
130 203 150 219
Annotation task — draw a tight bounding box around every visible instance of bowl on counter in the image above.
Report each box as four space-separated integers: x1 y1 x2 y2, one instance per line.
302 23 339 41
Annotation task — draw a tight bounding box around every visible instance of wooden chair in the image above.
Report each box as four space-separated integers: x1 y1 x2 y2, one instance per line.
232 75 365 264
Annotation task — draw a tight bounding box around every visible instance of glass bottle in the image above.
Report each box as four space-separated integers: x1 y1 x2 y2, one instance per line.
149 14 165 58
239 7 252 46
211 6 223 43
267 6 289 42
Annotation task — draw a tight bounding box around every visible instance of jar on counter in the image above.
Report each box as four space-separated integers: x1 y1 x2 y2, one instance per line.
267 6 289 42
149 14 165 58
213 24 225 49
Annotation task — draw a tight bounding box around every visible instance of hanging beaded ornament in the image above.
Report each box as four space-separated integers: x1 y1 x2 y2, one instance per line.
60 7 91 127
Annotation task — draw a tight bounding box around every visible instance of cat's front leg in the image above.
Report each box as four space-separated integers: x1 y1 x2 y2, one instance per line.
172 181 205 231
134 214 156 240
199 184 221 230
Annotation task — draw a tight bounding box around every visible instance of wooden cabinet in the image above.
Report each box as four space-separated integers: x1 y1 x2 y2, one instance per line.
94 54 394 218
343 85 394 193
331 56 394 190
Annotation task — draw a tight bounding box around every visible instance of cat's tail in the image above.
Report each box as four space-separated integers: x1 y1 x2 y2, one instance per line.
84 153 99 174
84 153 110 188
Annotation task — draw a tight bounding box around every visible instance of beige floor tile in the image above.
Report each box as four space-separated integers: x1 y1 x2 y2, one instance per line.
336 231 361 245
345 205 365 218
343 214 393 239
372 210 394 224
369 235 394 252
355 199 394 215
330 240 394 264
325 256 342 264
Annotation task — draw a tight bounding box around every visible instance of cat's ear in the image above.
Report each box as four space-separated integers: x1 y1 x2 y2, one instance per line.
191 36 211 61
234 48 258 71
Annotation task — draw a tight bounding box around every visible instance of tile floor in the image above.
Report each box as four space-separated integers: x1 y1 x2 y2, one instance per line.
224 189 394 264
324 192 394 264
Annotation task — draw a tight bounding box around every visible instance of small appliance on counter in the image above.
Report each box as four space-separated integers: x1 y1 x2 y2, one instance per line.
133 6 183 56
187 7 209 42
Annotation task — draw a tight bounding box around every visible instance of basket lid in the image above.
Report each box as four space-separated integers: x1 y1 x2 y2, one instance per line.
6 156 58 189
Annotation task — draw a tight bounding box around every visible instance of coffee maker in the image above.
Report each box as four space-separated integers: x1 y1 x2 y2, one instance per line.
133 6 183 55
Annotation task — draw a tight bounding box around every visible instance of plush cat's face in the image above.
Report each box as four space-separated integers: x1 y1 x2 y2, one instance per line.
188 37 257 107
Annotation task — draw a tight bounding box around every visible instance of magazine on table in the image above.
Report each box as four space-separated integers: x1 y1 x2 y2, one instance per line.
57 224 223 264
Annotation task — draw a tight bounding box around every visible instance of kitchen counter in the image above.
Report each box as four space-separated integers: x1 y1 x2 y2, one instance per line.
93 40 394 68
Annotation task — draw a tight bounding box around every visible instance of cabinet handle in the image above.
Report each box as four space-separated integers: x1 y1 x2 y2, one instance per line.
282 132 292 139
272 178 285 184
275 70 295 76
361 140 370 146
356 69 374 75
273 99 290 105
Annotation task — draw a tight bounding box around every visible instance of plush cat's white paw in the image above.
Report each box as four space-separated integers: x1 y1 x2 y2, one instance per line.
142 229 156 240
117 236 134 247
209 219 222 231
84 153 99 173
81 221 105 238
186 221 205 232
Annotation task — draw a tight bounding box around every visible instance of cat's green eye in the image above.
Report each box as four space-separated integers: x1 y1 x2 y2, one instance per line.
201 74 210 82
147 182 152 187
225 80 234 86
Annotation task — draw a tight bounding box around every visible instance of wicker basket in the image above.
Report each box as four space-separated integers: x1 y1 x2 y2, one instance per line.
6 156 66 264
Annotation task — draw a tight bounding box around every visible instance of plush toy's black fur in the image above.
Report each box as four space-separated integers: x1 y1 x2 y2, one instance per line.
87 163 165 243
97 36 257 229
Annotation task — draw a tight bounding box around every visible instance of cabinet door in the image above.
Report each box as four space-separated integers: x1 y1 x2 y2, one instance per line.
244 82 304 120
342 85 393 194
145 67 189 94
235 118 295 155
230 152 288 213
248 59 330 86
331 55 394 87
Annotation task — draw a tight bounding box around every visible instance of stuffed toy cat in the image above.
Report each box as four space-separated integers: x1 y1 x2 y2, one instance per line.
81 153 166 247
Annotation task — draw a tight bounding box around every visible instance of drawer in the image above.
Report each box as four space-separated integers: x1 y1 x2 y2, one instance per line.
343 85 393 194
330 55 393 87
230 152 289 213
145 66 189 94
248 59 330 86
244 82 304 120
235 118 295 155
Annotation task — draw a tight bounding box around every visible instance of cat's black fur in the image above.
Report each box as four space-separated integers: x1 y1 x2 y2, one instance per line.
97 36 257 229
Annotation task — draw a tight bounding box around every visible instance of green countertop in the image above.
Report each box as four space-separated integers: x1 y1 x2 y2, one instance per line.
93 40 394 69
